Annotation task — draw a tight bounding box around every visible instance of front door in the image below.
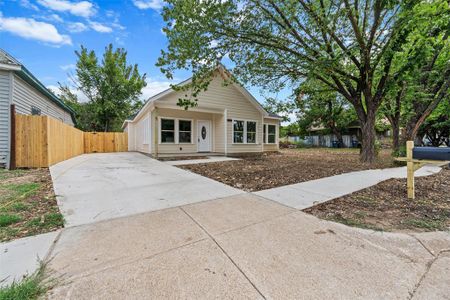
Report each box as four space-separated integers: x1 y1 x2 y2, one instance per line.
197 120 211 152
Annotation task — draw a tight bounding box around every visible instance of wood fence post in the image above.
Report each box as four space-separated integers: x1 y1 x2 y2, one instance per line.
9 104 16 170
406 141 414 199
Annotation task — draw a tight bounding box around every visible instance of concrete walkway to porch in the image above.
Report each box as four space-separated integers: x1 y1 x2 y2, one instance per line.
254 164 442 209
164 156 240 166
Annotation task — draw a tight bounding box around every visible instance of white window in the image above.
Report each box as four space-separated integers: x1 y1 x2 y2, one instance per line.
265 124 276 144
160 118 175 143
159 118 193 144
178 120 192 143
233 120 257 144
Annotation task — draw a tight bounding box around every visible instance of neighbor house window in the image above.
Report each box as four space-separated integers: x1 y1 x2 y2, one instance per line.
233 120 257 144
233 120 244 143
160 118 175 143
267 124 276 144
246 121 257 144
178 120 192 143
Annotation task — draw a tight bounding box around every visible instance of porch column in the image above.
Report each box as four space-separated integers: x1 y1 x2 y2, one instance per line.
153 108 158 157
224 109 228 155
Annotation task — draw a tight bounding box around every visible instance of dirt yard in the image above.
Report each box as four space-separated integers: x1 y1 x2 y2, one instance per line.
304 166 450 232
180 148 395 191
0 168 63 242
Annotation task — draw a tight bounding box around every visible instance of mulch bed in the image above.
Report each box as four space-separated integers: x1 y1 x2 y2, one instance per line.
0 168 63 242
179 148 395 191
304 166 450 232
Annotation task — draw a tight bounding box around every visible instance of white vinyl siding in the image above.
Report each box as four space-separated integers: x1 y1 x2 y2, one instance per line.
156 74 264 153
0 71 10 166
12 75 74 126
134 113 151 153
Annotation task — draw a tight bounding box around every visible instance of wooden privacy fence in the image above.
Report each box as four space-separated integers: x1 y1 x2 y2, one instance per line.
14 114 128 168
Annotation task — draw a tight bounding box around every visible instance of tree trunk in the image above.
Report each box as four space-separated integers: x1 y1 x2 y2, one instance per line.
391 120 400 153
332 127 344 147
360 113 377 163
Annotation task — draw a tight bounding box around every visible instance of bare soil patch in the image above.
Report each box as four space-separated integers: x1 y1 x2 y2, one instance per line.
180 148 394 191
304 166 450 232
0 168 63 242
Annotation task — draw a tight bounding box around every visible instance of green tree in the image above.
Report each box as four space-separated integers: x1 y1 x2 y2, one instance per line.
297 80 357 145
57 84 98 131
263 97 296 123
75 44 147 132
157 0 418 163
418 100 450 147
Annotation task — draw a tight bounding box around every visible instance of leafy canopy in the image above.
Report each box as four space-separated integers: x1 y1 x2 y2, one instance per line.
75 44 147 131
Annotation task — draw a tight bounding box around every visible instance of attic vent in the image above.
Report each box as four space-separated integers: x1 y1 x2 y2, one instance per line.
31 106 41 115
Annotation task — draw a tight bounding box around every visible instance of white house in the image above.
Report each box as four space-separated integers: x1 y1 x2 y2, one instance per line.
123 65 281 156
0 49 75 168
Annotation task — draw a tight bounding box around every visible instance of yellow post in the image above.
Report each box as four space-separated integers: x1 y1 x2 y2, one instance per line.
406 141 415 199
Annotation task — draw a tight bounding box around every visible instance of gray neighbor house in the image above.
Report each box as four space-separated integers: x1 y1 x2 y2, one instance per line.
0 49 75 168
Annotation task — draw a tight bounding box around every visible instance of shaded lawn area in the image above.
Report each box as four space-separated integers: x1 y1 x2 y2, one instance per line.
0 168 63 242
180 148 395 192
304 166 450 232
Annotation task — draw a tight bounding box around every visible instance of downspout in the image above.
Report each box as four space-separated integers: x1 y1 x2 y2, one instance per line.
6 72 14 169
224 109 228 156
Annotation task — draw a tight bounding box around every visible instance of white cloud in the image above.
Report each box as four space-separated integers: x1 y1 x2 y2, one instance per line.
67 22 88 32
60 64 75 71
0 16 72 45
133 0 164 10
19 0 40 11
37 0 96 18
47 84 89 102
38 13 64 22
89 21 112 33
140 78 174 100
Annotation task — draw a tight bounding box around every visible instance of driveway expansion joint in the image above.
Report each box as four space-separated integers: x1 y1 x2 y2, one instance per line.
179 206 267 300
409 250 450 299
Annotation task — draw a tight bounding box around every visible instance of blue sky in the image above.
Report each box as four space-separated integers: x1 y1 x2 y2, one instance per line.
0 0 293 120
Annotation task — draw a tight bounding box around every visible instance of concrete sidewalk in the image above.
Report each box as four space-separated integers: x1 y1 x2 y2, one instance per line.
254 164 442 209
0 231 59 287
50 152 243 227
46 194 450 299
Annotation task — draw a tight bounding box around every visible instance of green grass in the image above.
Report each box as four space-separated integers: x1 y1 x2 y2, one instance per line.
0 214 21 227
403 218 447 231
0 264 52 300
25 213 64 231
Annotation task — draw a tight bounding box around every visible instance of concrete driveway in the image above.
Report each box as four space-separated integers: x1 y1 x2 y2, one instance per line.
50 152 243 227
46 193 450 299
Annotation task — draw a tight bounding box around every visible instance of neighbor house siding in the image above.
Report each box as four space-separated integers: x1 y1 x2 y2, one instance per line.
0 71 11 167
12 75 74 126
155 74 264 153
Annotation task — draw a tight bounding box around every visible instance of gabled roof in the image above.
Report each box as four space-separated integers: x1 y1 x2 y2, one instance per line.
124 65 282 127
0 49 76 124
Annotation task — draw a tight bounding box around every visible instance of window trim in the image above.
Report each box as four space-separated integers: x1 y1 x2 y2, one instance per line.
178 118 193 144
158 117 194 145
264 123 277 144
232 119 258 144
